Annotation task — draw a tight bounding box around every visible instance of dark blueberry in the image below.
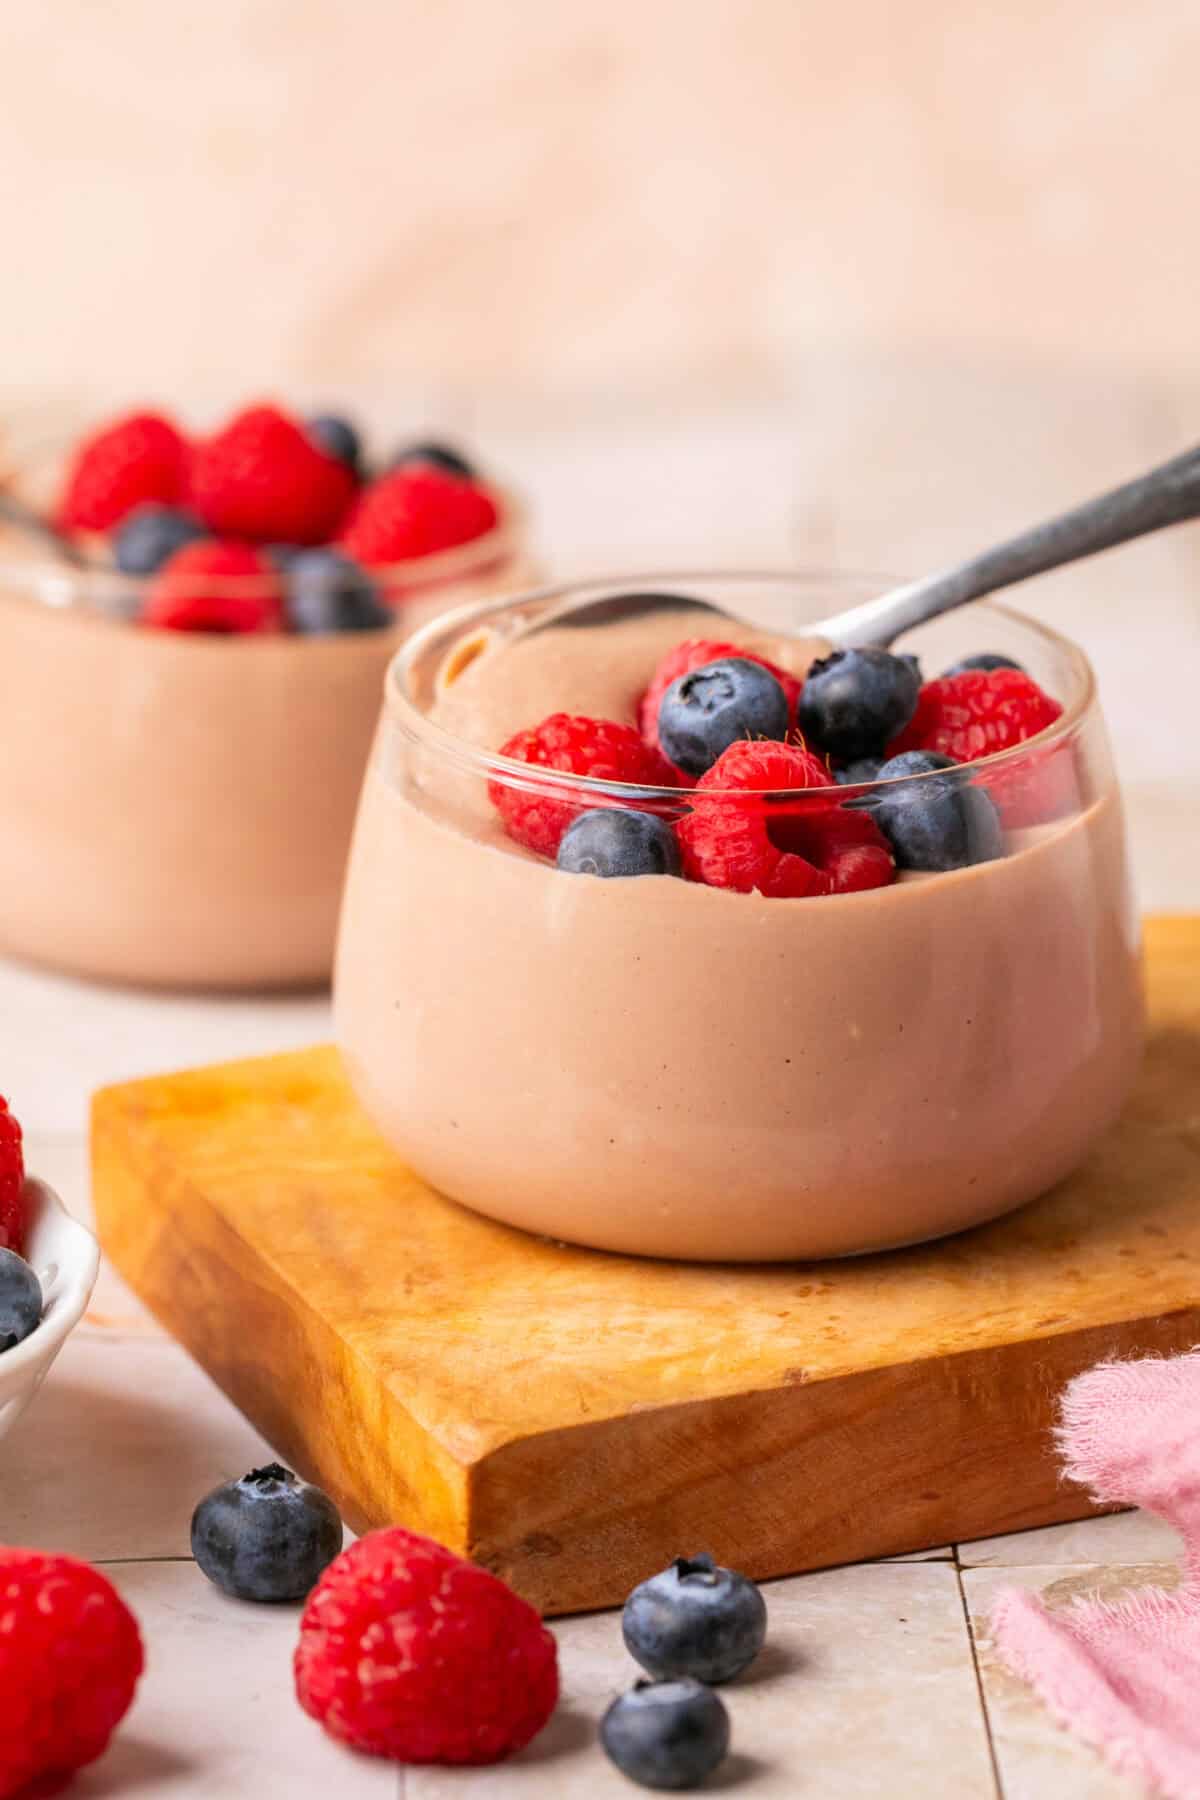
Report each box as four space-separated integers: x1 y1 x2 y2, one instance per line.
797 647 921 761
307 413 362 476
113 504 206 576
191 1462 343 1602
601 1679 730 1792
0 1249 42 1352
390 439 476 480
865 750 1003 871
623 1552 768 1685
834 757 883 786
942 652 1025 676
286 549 393 635
558 808 681 879
658 658 788 777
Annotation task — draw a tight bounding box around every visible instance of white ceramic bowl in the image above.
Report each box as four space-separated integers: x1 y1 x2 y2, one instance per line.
0 1180 99 1442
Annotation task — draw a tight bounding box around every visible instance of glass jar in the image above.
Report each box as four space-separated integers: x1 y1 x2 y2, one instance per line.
335 573 1143 1260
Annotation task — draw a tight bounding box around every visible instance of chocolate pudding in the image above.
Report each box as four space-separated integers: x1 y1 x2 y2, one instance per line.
335 583 1143 1261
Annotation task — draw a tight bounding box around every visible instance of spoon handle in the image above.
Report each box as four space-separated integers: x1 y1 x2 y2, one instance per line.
0 491 88 567
827 440 1200 647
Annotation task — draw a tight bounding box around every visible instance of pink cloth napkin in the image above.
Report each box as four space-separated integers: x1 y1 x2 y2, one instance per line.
992 1350 1200 1799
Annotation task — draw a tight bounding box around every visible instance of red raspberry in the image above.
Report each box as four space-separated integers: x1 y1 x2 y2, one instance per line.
142 540 284 634
56 411 190 533
888 668 1069 827
0 1549 144 1799
678 740 894 898
491 713 678 859
294 1528 558 1767
639 638 803 761
0 1096 24 1255
190 404 355 544
338 465 499 566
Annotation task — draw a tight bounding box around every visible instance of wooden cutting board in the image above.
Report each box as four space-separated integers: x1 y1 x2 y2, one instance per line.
93 915 1200 1616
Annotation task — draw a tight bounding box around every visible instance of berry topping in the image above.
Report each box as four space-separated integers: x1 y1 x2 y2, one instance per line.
942 652 1025 676
294 1527 559 1766
0 1548 144 1798
306 413 363 477
657 657 789 778
623 1553 768 1685
491 714 677 860
677 740 894 899
190 403 356 545
286 549 393 635
191 1462 343 1603
113 502 206 575
338 465 498 565
639 638 802 759
0 1248 41 1352
557 808 682 879
889 667 1062 764
390 438 477 480
864 751 1003 872
142 541 285 634
797 647 922 761
0 1096 25 1255
601 1678 730 1792
834 756 883 786
57 410 190 533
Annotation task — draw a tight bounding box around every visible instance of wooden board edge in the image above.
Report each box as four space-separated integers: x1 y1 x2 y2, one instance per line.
465 1307 1200 1614
90 1084 474 1553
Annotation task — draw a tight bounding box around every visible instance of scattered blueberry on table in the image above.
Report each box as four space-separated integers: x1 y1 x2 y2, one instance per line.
191 1463 343 1602
623 1552 768 1685
601 1677 731 1791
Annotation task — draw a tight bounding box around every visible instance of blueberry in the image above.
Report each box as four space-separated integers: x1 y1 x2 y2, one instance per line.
307 413 362 476
834 757 883 786
865 750 1003 871
390 439 476 480
0 1249 42 1352
942 652 1024 676
191 1462 343 1602
558 809 681 879
797 647 921 761
286 549 393 634
623 1553 767 1685
601 1679 730 1792
658 658 788 777
113 504 206 576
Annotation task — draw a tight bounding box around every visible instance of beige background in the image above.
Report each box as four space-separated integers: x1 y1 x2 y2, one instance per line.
4 0 1199 413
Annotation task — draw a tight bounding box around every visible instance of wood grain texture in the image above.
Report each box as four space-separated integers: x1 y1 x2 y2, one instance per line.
92 916 1200 1615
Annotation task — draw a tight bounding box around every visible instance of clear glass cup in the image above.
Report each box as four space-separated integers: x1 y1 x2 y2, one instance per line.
335 572 1143 1261
0 436 535 991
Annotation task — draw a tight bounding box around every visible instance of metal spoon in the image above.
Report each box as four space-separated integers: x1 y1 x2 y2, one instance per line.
820 436 1200 647
538 439 1200 646
0 491 88 567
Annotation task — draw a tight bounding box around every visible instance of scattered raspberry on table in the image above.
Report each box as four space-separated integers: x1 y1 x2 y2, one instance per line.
0 1549 144 1799
294 1527 559 1766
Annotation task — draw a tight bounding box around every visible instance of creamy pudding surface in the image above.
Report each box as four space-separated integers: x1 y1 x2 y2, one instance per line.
335 604 1143 1262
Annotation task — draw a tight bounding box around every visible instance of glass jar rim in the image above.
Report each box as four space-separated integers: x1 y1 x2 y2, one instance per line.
384 568 1097 799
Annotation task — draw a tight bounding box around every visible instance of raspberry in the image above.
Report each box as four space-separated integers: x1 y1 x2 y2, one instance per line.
491 713 678 859
0 1549 143 1798
888 669 1069 827
337 465 499 566
190 404 355 545
0 1097 24 1255
294 1528 558 1767
57 411 190 533
142 540 284 634
678 740 894 898
639 639 803 762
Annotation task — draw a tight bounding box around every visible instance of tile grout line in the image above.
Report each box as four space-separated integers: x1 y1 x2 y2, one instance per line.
952 1546 1005 1800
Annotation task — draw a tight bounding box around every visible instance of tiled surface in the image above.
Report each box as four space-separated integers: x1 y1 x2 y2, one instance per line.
3 402 1197 1794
